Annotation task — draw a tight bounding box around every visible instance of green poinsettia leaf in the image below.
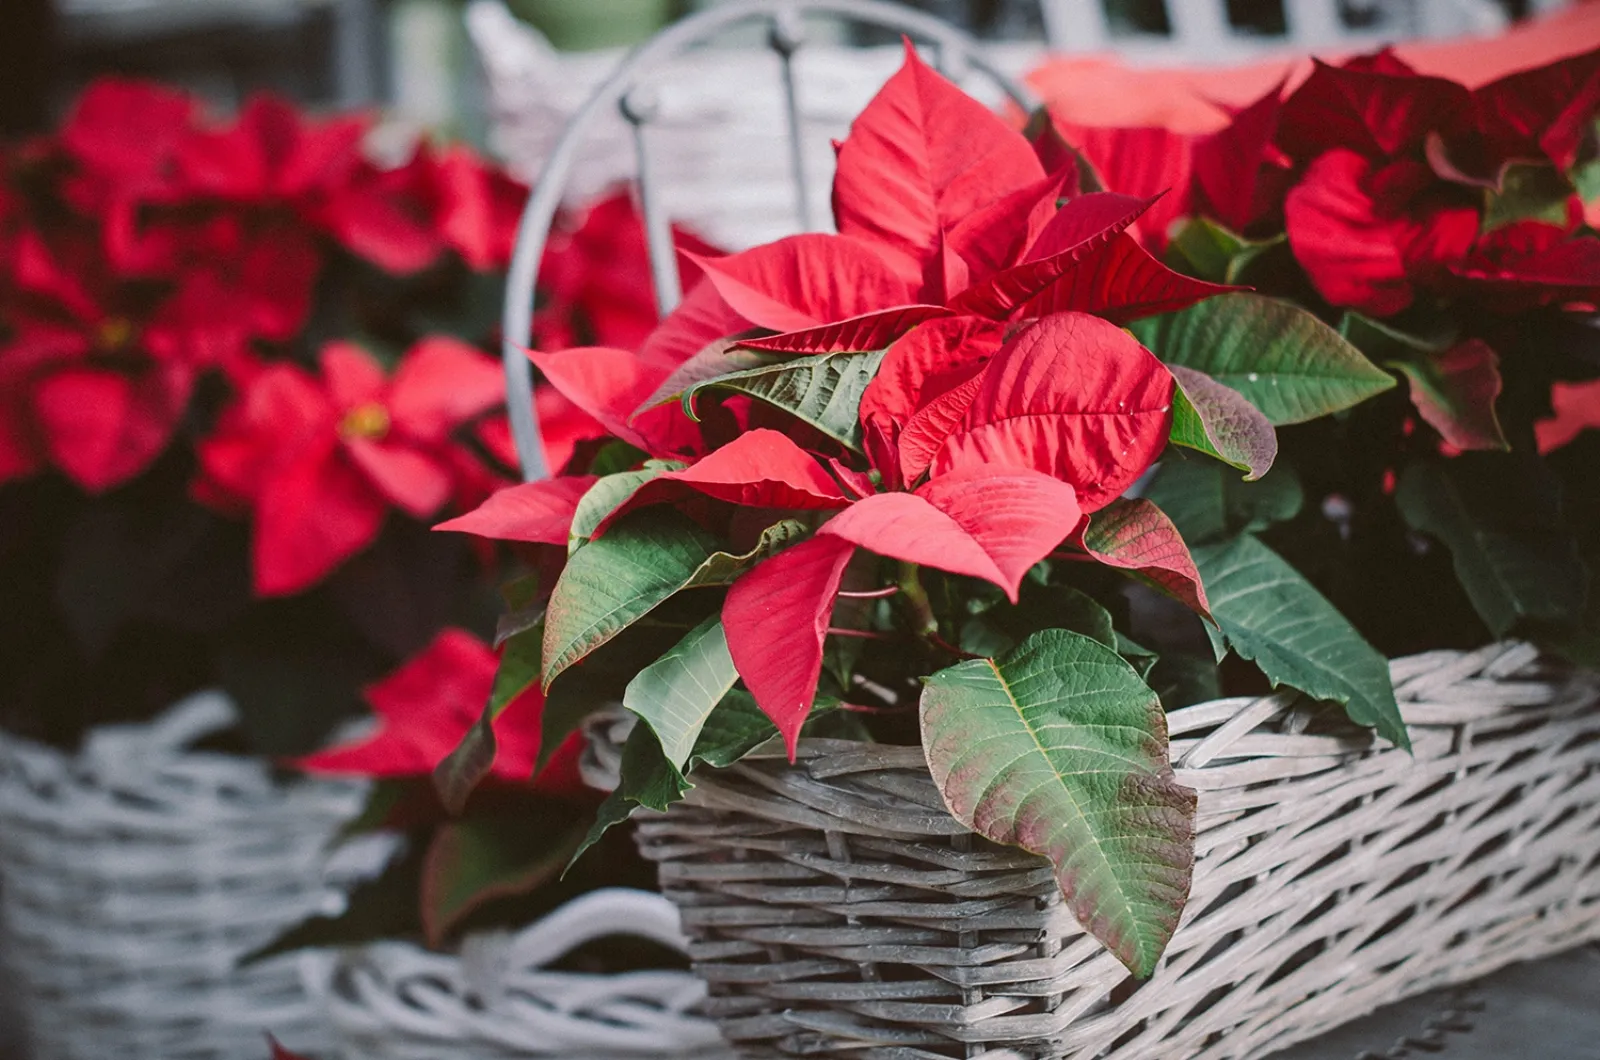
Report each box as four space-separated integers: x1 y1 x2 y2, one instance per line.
1143 456 1303 546
1168 364 1277 479
568 462 687 552
1133 293 1395 425
681 348 888 450
1192 535 1408 750
684 519 808 588
638 335 776 413
921 629 1196 979
420 815 582 948
1483 161 1574 231
623 615 739 770
1167 218 1284 285
1396 458 1586 637
587 440 650 476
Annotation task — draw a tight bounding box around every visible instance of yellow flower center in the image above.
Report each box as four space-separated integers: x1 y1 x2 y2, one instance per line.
340 402 391 440
97 317 134 351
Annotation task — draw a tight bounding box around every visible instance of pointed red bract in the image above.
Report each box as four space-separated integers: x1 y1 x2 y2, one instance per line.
1076 498 1211 619
737 305 951 355
1021 232 1243 324
818 466 1078 601
1536 378 1600 454
946 168 1077 287
932 313 1174 512
1277 58 1473 163
723 534 857 755
592 429 853 536
435 476 599 544
688 235 917 332
859 317 1005 431
832 42 1044 300
1472 46 1600 171
952 192 1153 317
528 346 699 459
1050 121 1194 250
897 371 986 483
1193 83 1290 233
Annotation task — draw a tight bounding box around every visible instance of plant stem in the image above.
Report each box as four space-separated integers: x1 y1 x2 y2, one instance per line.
836 585 899 599
825 627 899 640
896 562 938 637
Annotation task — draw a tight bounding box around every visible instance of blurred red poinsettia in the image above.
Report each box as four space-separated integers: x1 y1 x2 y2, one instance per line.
295 627 586 793
195 337 507 595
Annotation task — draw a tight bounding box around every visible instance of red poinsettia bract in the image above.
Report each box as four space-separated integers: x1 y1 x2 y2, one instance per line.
295 628 586 793
444 44 1226 753
197 337 506 596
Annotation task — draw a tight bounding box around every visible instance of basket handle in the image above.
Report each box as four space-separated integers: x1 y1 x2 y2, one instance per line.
496 0 1034 482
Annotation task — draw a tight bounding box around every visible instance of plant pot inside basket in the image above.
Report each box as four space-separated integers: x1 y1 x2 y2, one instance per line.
628 643 1600 1060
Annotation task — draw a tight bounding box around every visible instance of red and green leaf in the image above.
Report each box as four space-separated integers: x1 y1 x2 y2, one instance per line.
1076 497 1212 619
1167 364 1279 480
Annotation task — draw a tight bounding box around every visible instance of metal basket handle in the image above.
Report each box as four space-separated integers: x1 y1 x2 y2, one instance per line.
498 0 1034 482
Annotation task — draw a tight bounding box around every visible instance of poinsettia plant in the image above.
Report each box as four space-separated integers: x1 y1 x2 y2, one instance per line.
439 45 1418 978
1032 45 1600 666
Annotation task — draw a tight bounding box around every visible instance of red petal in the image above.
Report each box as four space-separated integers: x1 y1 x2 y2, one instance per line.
1193 83 1286 233
933 313 1174 512
254 436 386 596
1278 59 1472 161
859 316 1005 428
737 305 951 355
833 42 1044 295
297 629 497 776
434 475 598 543
344 437 453 517
388 336 505 442
817 466 1079 601
636 276 751 372
897 370 986 484
434 144 527 271
1021 232 1241 324
1076 498 1211 618
688 234 916 333
1536 378 1600 454
319 341 388 410
951 192 1153 317
723 534 857 756
529 346 698 459
594 429 852 537
946 167 1078 286
1052 122 1194 250
34 364 192 492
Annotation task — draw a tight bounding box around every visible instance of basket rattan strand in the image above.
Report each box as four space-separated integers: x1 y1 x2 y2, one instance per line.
631 641 1600 1059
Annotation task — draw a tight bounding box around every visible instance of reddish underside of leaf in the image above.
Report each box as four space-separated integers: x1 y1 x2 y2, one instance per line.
1077 497 1212 619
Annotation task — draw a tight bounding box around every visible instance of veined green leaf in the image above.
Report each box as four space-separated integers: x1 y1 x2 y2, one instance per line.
1396 458 1586 636
1167 218 1284 285
1168 364 1277 480
420 815 581 947
1132 293 1394 425
545 516 807 688
637 336 776 413
568 462 686 552
1192 535 1408 749
623 616 739 769
1144 455 1303 546
921 629 1196 978
681 348 887 450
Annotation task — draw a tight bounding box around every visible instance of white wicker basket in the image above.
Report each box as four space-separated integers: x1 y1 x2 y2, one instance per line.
0 692 367 1060
309 886 727 1059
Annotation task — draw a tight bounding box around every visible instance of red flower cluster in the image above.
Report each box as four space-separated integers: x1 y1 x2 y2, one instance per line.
445 45 1241 751
0 79 525 495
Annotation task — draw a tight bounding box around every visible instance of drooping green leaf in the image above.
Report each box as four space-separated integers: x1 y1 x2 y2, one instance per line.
682 519 808 587
920 629 1196 978
681 348 888 450
420 815 583 947
1391 341 1509 452
1168 364 1277 480
542 512 719 687
1395 458 1587 637
1191 535 1408 749
568 462 686 552
1143 455 1303 545
433 621 543 813
623 616 739 769
1167 218 1284 285
1131 293 1395 425
494 573 544 646
638 336 776 412
1483 161 1574 231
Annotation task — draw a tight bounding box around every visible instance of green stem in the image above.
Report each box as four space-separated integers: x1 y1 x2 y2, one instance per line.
897 561 938 638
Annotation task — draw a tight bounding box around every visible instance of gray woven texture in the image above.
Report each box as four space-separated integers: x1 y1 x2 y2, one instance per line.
632 642 1600 1059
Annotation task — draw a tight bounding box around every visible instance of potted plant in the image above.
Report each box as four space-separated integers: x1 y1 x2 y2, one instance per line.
429 42 1600 1058
0 76 666 1059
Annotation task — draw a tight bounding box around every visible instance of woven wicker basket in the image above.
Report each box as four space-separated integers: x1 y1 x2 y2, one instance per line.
307 887 728 1059
630 641 1600 1059
0 692 366 1060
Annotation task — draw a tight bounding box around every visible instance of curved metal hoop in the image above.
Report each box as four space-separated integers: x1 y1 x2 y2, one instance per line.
499 0 1035 481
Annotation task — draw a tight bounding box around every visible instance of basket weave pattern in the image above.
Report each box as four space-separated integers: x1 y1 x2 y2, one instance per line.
0 694 365 1060
633 642 1600 1059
